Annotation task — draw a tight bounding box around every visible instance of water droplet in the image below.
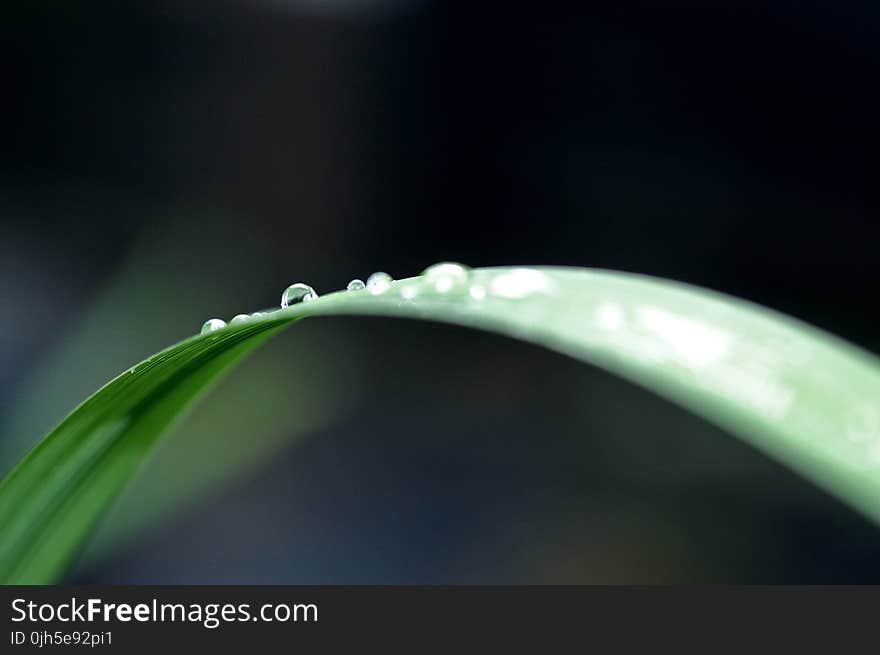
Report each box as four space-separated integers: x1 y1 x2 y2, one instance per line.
347 278 366 292
422 262 470 294
281 283 318 308
469 284 486 301
367 272 393 295
230 313 251 325
423 262 470 279
201 318 227 334
489 268 553 299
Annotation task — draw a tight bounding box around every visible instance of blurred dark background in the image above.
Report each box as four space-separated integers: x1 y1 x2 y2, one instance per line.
2 1 880 582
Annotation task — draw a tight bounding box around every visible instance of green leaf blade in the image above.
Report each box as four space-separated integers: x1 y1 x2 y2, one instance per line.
2 266 879 583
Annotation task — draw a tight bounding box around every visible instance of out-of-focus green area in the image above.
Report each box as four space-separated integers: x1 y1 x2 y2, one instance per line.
0 219 363 569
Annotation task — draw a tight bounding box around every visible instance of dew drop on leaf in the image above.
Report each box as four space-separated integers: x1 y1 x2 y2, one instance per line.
347 279 366 292
229 314 251 325
281 283 318 308
422 262 470 294
200 318 227 334
367 272 393 295
489 268 553 299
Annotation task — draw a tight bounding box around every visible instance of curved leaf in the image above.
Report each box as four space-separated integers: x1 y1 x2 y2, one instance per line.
1 266 879 583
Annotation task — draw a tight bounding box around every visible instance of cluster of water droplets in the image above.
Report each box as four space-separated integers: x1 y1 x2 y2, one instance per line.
343 264 477 302
200 262 553 335
200 282 319 334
